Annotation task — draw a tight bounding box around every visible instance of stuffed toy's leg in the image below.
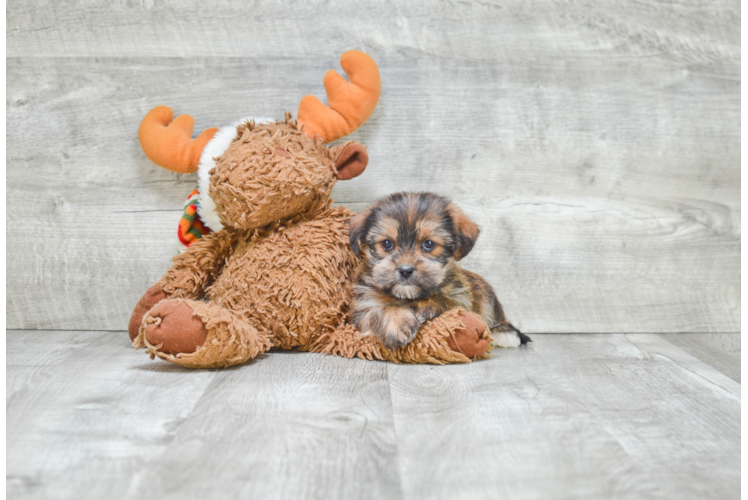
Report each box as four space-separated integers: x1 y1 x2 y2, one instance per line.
132 298 273 369
307 308 492 364
128 230 238 342
128 285 169 341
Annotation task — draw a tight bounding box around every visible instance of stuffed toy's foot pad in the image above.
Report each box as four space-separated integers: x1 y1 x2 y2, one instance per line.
447 311 491 359
129 285 169 341
142 300 208 355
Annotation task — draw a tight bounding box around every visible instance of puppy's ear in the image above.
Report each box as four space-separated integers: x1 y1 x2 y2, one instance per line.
333 142 368 180
447 203 480 260
349 208 371 256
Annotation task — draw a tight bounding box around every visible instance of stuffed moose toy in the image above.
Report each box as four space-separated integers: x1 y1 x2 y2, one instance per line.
129 50 493 368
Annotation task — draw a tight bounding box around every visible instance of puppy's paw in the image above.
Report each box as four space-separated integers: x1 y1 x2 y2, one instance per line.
492 331 522 348
490 322 530 348
379 309 422 350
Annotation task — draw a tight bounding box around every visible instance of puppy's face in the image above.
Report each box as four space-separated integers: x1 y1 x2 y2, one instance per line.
350 192 480 300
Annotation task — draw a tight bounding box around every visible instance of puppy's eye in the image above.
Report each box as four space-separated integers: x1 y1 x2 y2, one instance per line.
381 239 395 252
422 239 436 252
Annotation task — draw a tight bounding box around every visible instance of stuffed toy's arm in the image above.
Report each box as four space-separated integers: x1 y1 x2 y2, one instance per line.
156 229 237 298
306 308 492 364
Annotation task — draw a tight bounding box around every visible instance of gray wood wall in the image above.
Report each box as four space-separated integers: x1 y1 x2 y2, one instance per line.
7 0 740 334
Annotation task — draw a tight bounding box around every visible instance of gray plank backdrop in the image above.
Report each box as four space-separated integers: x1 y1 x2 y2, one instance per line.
6 0 740 334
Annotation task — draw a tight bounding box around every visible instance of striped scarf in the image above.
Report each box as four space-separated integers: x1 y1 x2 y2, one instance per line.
178 188 212 249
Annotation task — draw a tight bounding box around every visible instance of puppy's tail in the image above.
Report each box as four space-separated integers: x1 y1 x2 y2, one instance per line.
492 322 532 344
511 324 533 344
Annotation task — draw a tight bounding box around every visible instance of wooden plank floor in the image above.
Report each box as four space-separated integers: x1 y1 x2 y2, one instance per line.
7 331 740 500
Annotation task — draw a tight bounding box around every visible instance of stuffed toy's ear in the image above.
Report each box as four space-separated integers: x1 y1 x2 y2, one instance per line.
348 208 372 255
446 203 480 260
335 142 368 180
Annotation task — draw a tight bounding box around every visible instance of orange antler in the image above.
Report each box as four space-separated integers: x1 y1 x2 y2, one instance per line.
297 50 381 143
138 106 218 173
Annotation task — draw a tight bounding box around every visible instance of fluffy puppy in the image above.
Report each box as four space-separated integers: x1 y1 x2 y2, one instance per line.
349 192 530 350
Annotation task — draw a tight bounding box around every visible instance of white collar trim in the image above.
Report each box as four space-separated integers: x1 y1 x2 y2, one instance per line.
196 117 274 231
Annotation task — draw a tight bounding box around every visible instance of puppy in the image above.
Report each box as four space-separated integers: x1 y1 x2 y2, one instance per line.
349 192 530 350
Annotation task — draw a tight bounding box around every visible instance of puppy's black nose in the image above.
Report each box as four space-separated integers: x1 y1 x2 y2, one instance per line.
398 265 415 279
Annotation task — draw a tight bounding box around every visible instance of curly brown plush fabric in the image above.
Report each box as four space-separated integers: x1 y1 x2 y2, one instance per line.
137 299 273 369
131 117 493 368
209 118 337 230
306 309 492 364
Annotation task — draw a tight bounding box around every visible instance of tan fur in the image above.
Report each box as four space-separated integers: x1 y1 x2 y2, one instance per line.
308 308 487 365
210 116 337 230
350 192 527 350
446 203 480 261
131 120 493 367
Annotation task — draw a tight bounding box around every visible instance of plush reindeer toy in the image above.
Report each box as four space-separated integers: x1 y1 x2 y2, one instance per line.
129 50 494 368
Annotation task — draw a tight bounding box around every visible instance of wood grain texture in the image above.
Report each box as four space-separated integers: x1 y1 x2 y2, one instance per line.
6 0 740 62
133 353 402 500
7 330 740 499
7 330 220 499
6 52 739 332
5 0 740 333
388 333 740 500
659 332 741 382
7 330 401 500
